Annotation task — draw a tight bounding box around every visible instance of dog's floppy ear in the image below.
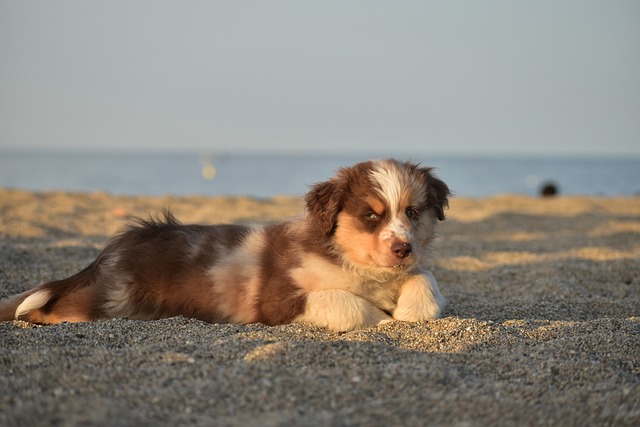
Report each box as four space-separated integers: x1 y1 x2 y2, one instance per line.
305 178 344 236
420 167 451 221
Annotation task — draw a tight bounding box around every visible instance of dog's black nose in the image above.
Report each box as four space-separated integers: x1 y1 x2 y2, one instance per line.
391 242 412 259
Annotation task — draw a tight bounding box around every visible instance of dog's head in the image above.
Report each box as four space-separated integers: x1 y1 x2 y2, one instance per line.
305 159 451 274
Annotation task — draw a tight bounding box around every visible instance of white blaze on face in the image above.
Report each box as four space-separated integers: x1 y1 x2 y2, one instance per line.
370 161 404 214
370 161 413 242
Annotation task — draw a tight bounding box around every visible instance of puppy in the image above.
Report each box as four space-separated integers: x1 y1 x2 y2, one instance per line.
0 159 451 332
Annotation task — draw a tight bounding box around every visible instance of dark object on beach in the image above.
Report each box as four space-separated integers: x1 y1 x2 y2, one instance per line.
540 182 559 197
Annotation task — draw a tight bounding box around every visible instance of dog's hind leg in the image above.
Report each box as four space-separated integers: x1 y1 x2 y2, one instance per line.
16 284 102 324
0 290 36 321
1 263 106 324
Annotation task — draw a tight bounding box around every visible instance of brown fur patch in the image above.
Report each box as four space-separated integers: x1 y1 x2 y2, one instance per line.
365 196 385 216
419 166 451 220
255 223 307 325
108 219 252 322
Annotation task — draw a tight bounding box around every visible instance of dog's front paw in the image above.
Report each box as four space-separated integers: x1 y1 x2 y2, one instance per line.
297 290 392 332
393 271 445 322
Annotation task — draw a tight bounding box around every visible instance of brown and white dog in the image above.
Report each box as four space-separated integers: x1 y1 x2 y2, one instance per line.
0 159 451 332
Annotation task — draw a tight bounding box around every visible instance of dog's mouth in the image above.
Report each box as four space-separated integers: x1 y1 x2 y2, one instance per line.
389 261 415 271
390 254 417 270
365 253 416 271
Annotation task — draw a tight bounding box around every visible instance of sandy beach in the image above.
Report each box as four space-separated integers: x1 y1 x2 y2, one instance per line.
1 188 638 426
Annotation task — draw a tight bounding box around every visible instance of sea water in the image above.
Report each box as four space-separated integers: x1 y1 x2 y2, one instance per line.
0 150 638 198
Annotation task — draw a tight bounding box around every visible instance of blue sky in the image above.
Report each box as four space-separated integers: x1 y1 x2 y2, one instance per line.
1 1 639 157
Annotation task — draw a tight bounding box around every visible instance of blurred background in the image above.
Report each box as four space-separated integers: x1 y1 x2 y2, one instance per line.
1 1 639 197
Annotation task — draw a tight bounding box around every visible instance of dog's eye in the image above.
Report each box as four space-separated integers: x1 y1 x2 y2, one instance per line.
365 212 380 221
406 207 420 219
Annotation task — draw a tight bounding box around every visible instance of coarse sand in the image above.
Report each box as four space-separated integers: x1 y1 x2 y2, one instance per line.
1 188 638 426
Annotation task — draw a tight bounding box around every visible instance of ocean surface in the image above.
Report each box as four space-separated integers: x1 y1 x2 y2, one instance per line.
0 150 638 198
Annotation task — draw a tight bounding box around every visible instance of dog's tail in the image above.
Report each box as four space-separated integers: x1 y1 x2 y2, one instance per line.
0 263 103 324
